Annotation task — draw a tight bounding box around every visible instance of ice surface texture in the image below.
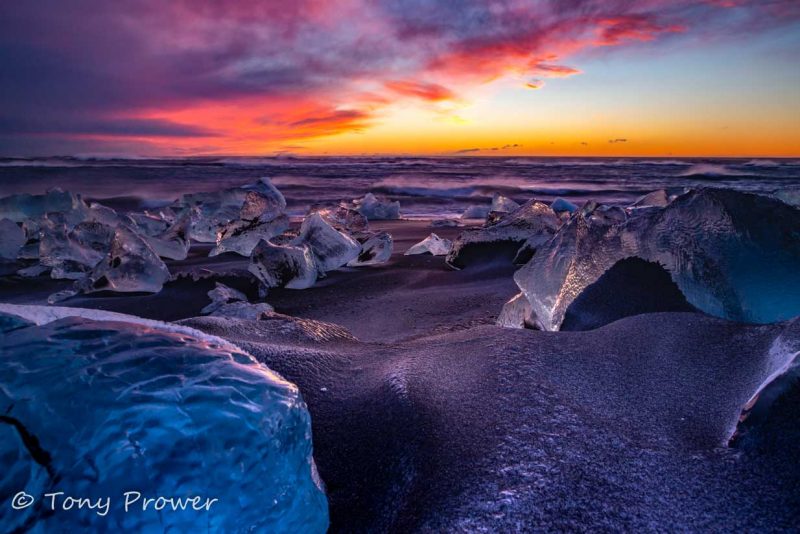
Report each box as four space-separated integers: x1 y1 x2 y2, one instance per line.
514 188 800 330
0 310 328 533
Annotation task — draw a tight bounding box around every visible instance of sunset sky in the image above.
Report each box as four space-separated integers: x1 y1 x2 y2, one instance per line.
1 0 799 157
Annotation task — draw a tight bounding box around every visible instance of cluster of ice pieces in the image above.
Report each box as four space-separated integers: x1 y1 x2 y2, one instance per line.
494 188 800 330
0 306 328 532
0 178 399 299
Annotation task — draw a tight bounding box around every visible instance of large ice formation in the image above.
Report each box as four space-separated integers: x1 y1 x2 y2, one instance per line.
512 189 800 330
0 308 328 533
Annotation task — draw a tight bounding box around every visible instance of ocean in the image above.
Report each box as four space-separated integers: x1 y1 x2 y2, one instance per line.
1 156 798 218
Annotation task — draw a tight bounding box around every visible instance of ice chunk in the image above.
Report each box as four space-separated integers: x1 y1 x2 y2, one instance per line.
240 178 287 221
550 197 578 213
293 213 360 273
349 232 393 266
514 188 800 330
142 210 192 260
491 193 520 213
126 212 170 237
311 204 369 233
461 204 491 220
405 233 452 256
0 310 328 532
249 240 318 289
0 188 87 224
0 219 25 260
210 214 290 257
353 193 400 220
201 282 274 319
447 200 560 269
39 219 115 279
177 177 287 242
80 225 170 293
630 189 669 208
47 289 77 304
496 292 536 329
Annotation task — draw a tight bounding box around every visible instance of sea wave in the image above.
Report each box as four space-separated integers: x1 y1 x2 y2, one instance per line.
678 163 751 178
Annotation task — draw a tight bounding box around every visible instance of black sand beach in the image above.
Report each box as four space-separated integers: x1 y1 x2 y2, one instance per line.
3 218 798 532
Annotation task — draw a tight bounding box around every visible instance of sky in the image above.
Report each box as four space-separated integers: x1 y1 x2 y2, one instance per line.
0 0 799 157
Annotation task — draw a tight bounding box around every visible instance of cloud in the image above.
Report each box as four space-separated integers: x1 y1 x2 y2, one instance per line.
454 148 480 154
0 0 797 155
530 62 581 78
526 79 545 89
608 138 628 143
384 80 454 101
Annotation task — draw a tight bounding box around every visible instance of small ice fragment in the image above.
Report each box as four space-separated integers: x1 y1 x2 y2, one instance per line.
405 233 452 256
348 232 393 266
47 289 78 304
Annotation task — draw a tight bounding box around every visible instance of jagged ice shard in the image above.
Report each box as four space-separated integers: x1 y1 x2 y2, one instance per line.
513 188 800 331
80 225 170 293
293 213 361 273
249 240 318 289
39 219 115 279
348 232 393 266
0 308 328 533
405 233 452 256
